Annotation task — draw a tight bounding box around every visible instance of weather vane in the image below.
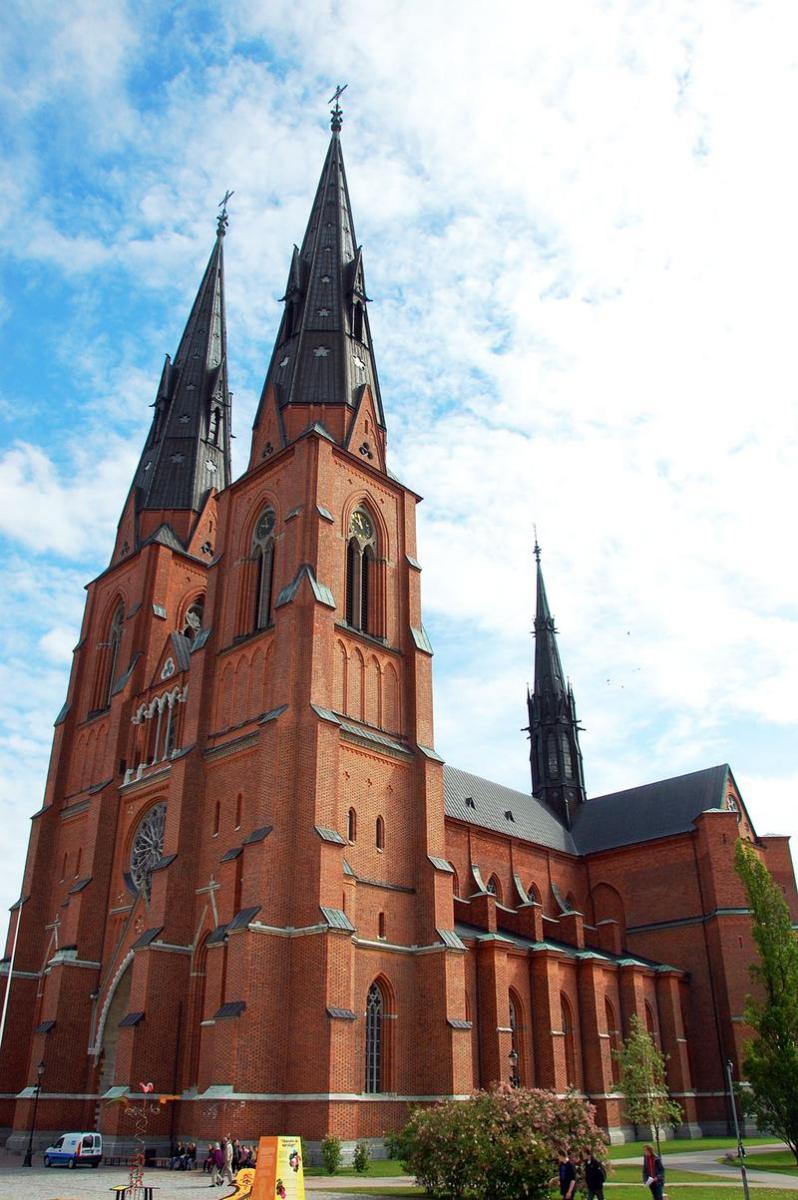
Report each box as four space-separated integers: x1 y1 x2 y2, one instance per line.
329 82 348 132
217 188 234 236
533 524 541 562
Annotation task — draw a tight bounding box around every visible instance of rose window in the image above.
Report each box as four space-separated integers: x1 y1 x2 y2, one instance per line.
130 803 166 900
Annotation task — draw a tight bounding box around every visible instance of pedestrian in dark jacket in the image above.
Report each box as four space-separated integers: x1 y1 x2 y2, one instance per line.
552 1150 577 1200
585 1154 607 1200
643 1145 665 1200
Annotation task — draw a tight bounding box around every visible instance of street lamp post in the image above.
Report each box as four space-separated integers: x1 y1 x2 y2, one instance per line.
725 1060 751 1200
22 1060 45 1168
509 1048 520 1088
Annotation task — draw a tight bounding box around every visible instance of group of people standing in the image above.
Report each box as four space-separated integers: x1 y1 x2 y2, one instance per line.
556 1143 665 1200
203 1137 257 1186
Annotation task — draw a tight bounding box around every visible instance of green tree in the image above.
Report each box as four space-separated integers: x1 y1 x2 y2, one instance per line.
615 1013 682 1152
734 839 798 1162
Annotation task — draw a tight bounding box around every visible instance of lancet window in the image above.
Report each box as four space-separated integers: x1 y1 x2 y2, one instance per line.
252 508 276 631
364 981 385 1094
346 508 376 633
95 602 124 711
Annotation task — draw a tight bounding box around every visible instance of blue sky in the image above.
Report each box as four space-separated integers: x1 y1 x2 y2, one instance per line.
2 0 798 920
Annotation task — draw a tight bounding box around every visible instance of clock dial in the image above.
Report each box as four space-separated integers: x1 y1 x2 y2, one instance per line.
256 510 275 541
350 511 373 539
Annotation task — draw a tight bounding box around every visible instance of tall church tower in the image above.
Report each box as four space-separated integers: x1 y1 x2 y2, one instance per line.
526 543 586 828
0 102 470 1151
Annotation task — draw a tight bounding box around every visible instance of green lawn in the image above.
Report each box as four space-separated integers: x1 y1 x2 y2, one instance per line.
724 1150 798 1177
325 1190 797 1200
305 1158 406 1177
609 1165 721 1183
608 1139 777 1160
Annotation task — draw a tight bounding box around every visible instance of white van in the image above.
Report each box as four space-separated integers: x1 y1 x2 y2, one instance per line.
43 1131 103 1168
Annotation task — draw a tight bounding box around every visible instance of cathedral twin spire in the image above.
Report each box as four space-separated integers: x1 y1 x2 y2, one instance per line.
128 96 384 552
121 105 588 828
527 542 587 829
253 104 385 437
129 198 232 528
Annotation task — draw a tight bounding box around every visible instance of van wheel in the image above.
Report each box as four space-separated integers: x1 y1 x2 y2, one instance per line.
43 1156 50 1168
68 1157 76 1168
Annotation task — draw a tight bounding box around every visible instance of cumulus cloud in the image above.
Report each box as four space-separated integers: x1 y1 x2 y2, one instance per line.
0 0 797 919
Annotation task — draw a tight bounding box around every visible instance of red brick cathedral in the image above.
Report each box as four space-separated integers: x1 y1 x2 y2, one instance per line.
2 107 796 1155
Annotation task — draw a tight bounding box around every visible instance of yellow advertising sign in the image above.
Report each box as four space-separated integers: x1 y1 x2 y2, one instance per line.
249 1135 306 1200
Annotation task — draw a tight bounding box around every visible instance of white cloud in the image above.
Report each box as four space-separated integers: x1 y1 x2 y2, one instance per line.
1 0 798 922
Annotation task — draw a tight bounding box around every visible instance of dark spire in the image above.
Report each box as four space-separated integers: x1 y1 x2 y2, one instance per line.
526 541 586 828
130 206 232 531
253 101 386 442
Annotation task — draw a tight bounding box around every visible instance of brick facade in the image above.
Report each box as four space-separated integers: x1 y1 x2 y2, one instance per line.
1 123 796 1154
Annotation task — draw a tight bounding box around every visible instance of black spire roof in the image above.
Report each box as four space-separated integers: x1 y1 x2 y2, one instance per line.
253 112 385 436
130 218 231 524
526 543 587 828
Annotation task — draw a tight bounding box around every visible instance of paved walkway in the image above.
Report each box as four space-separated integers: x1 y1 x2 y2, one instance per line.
0 1146 793 1200
611 1145 798 1191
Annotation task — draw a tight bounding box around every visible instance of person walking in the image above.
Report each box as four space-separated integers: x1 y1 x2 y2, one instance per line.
553 1150 577 1200
585 1153 606 1200
210 1142 223 1186
642 1144 665 1200
221 1135 235 1186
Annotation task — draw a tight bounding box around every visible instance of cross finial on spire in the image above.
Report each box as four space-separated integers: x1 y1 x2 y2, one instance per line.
217 189 234 237
329 82 348 132
533 525 541 563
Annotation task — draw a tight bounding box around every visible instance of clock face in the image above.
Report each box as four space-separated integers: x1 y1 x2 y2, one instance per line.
350 510 373 539
256 510 275 541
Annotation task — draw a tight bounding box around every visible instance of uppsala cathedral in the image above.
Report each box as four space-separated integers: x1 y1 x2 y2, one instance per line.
2 101 797 1154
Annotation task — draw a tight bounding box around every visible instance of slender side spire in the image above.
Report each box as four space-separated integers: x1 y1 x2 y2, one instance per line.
252 94 386 455
129 203 232 537
526 541 586 828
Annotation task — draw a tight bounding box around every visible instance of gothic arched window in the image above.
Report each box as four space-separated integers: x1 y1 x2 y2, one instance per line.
252 508 276 631
346 508 376 634
348 808 357 843
208 407 220 445
605 997 620 1085
509 990 523 1086
97 602 124 711
561 733 574 779
352 301 365 342
486 875 502 903
376 815 385 850
547 734 559 776
561 992 577 1086
365 981 385 1093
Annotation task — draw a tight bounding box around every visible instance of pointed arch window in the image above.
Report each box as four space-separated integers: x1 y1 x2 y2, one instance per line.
486 875 502 903
208 406 220 446
346 509 376 634
253 508 276 631
561 733 574 780
561 992 577 1087
509 991 522 1086
352 301 365 343
605 997 620 1085
547 734 559 776
376 815 385 851
365 981 385 1094
348 808 357 843
96 602 124 711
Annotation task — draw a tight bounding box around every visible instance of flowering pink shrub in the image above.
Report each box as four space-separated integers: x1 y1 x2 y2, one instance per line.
396 1085 608 1199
